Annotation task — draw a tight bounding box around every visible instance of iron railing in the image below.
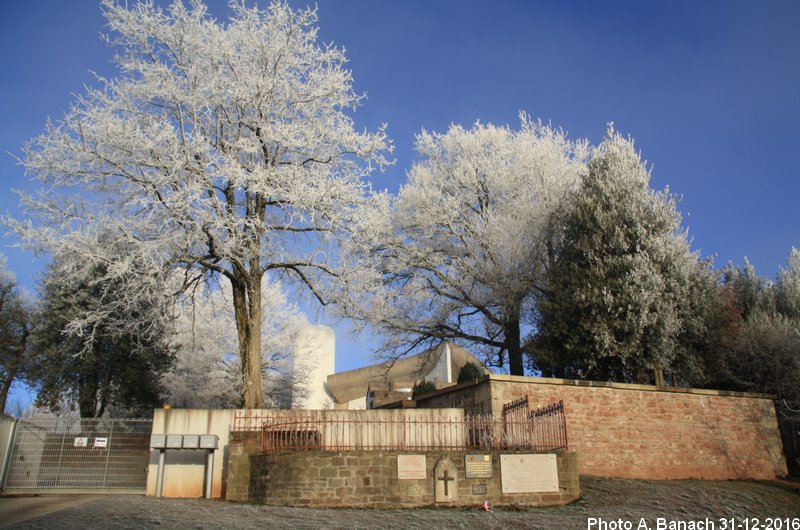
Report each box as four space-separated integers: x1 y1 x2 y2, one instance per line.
232 400 568 454
501 397 569 454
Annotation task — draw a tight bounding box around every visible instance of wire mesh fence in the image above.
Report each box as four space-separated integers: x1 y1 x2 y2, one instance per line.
3 417 153 490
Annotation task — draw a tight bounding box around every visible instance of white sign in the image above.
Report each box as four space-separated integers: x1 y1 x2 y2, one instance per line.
73 437 88 448
397 455 427 479
94 437 109 448
500 454 559 493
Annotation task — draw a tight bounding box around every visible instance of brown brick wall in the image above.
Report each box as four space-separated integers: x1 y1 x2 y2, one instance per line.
226 445 579 508
447 376 787 481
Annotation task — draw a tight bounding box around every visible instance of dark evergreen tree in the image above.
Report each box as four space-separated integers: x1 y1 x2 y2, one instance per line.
531 128 697 385
30 258 174 418
457 361 486 384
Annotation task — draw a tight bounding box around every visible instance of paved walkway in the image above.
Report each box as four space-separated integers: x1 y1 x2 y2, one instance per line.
1 478 797 529
0 495 105 528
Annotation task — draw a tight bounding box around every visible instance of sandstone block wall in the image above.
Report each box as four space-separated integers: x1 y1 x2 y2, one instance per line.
226 438 579 508
419 375 787 480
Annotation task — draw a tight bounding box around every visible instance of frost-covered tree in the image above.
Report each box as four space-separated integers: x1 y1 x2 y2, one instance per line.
726 311 800 406
670 261 740 387
722 258 775 321
341 116 587 374
7 1 390 408
0 255 32 414
717 248 800 403
776 247 800 320
162 279 308 408
532 127 695 385
30 256 174 418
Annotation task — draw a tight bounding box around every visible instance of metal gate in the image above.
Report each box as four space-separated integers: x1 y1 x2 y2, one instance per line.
777 405 800 479
2 417 152 491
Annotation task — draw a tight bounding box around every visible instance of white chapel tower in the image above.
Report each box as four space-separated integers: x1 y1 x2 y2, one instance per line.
292 325 335 409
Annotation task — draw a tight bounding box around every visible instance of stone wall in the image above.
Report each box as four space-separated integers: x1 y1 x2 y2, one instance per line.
417 375 788 481
226 434 579 508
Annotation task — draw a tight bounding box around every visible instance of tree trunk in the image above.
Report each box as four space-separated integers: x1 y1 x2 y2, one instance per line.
504 305 524 376
231 273 264 409
654 363 665 387
0 329 27 414
0 363 17 414
78 375 99 418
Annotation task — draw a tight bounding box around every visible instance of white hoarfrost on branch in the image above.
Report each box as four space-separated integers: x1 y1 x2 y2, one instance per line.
339 115 589 375
5 0 391 408
163 279 308 409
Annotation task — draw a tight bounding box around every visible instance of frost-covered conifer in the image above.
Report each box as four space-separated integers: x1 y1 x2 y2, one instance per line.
534 127 695 385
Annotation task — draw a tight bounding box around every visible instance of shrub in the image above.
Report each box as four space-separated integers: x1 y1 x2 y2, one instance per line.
457 362 485 384
412 380 438 398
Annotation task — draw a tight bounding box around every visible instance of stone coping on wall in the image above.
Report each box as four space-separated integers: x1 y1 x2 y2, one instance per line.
414 373 775 402
486 374 776 399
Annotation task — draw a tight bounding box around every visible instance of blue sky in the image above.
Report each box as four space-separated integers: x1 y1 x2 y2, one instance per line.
1 1 798 405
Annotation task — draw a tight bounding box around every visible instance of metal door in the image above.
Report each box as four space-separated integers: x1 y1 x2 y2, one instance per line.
2 417 152 491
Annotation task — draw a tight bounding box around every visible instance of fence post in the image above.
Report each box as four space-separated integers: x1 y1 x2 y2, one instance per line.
55 430 67 488
102 420 115 487
0 417 19 490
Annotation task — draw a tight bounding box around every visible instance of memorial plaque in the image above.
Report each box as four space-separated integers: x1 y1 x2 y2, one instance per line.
500 454 559 493
397 455 427 479
465 454 493 479
472 482 488 495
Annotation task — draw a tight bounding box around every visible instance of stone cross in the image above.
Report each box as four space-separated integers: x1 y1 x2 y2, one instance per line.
433 456 457 503
437 469 454 496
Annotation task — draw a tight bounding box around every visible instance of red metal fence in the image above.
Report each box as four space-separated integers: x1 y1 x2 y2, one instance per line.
502 397 569 453
233 399 568 454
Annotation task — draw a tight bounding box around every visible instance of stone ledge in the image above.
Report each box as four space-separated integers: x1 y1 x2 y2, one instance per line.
487 374 776 400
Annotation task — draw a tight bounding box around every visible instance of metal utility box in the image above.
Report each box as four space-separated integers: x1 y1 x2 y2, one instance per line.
166 434 183 449
182 435 200 449
150 434 167 449
199 434 219 449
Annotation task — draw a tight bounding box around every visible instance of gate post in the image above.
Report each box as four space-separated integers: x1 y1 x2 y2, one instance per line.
0 417 19 490
55 430 67 488
102 420 115 488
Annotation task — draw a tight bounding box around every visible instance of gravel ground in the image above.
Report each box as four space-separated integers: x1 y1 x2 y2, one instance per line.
8 477 800 530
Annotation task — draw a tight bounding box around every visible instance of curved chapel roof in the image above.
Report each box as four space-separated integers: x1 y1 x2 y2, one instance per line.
325 341 483 406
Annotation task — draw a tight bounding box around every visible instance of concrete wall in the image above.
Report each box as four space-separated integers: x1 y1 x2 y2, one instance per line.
343 396 367 410
226 438 579 508
417 375 788 481
148 407 467 498
147 408 235 498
